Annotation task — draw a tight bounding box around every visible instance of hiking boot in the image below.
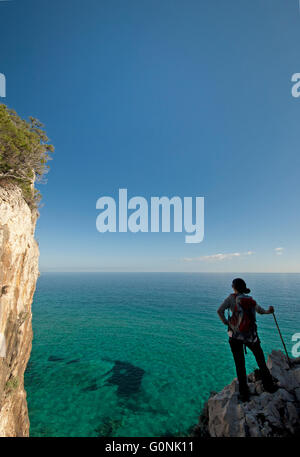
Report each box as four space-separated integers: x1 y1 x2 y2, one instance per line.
264 383 279 394
238 392 250 402
238 387 250 403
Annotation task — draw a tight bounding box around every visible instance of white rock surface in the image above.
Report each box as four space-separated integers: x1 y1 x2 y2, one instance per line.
0 182 39 437
197 350 300 437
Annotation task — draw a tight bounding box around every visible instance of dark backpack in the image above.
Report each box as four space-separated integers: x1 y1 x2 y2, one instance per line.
229 294 257 342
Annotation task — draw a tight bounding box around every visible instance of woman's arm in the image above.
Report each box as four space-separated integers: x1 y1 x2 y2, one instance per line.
256 303 274 315
217 296 231 325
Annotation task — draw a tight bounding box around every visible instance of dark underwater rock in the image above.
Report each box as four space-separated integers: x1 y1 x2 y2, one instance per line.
81 383 98 392
48 355 65 362
105 360 145 397
66 358 81 365
94 418 122 437
81 378 98 392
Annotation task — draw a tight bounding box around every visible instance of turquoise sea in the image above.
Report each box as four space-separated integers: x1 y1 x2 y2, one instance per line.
25 273 300 437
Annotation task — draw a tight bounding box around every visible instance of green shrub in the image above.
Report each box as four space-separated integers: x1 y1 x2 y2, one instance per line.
0 104 54 208
5 376 19 392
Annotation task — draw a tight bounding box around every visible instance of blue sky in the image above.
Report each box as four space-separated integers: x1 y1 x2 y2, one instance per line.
1 0 300 272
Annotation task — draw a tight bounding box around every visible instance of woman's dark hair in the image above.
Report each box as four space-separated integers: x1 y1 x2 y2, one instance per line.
232 278 250 294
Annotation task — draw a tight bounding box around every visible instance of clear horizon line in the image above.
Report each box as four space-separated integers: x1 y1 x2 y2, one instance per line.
38 270 300 274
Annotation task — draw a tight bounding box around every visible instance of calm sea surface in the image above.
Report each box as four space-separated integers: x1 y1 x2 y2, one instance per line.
25 273 300 437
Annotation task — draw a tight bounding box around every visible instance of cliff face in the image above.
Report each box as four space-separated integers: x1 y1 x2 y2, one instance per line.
0 182 39 437
194 350 300 437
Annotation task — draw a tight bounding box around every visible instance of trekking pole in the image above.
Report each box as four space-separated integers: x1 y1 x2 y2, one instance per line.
272 312 292 368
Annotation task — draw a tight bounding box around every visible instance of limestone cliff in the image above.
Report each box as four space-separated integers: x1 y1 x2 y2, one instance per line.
0 181 39 437
193 350 300 437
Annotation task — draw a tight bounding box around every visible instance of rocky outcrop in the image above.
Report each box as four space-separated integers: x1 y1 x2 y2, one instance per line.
0 182 39 437
194 350 300 437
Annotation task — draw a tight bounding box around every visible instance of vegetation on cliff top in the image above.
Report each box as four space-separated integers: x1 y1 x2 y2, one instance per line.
0 104 54 208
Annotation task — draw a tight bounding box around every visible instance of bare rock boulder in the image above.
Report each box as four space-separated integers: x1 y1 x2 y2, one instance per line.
194 350 300 437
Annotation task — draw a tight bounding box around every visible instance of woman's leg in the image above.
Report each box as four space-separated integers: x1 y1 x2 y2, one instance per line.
247 341 276 391
229 338 249 397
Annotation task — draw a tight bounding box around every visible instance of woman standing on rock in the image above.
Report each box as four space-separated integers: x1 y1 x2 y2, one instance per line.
217 278 278 402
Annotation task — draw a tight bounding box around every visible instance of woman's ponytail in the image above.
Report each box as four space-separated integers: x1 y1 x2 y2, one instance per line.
232 278 250 294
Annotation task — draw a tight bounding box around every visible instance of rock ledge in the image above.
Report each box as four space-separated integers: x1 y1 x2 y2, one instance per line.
194 350 300 437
